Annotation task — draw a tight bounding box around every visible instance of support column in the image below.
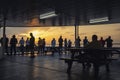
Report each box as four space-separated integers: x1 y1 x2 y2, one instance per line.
0 14 6 59
0 28 2 59
75 25 79 39
75 24 79 47
2 15 6 54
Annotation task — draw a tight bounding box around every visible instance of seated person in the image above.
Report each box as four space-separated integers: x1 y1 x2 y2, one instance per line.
84 34 103 62
84 35 110 71
85 34 102 48
75 35 102 68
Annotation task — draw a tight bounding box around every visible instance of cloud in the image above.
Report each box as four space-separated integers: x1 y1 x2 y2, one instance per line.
17 34 27 38
70 34 74 36
79 33 87 35
93 32 99 34
39 27 51 31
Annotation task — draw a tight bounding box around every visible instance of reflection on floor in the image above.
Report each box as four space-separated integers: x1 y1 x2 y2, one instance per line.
0 52 120 80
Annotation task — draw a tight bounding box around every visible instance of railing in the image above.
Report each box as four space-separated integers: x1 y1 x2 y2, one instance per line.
0 43 120 47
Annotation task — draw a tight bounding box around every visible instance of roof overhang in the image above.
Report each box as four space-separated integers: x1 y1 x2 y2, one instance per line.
0 0 120 27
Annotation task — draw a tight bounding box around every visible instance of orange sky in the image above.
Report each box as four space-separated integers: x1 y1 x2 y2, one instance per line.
0 23 120 46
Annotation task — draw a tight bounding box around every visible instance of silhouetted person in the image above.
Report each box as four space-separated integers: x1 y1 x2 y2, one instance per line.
68 39 72 48
83 35 102 67
105 36 113 48
29 33 35 57
51 38 56 56
83 36 89 47
99 37 105 47
42 38 46 55
10 35 18 55
0 35 9 55
75 36 81 48
64 38 67 54
51 38 56 47
105 36 113 58
85 35 101 48
58 36 63 55
38 37 43 54
25 37 30 53
19 37 25 55
67 39 72 55
84 35 110 77
64 38 67 48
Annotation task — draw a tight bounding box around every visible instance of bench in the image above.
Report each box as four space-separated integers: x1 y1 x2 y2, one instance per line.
61 48 120 77
60 57 89 74
60 56 117 76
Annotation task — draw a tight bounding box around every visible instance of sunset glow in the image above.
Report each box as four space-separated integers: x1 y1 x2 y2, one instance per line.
0 23 120 46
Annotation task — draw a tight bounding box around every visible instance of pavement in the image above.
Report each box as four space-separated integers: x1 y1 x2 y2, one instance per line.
0 52 120 80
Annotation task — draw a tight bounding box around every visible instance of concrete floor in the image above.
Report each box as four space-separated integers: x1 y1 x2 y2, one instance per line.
0 52 120 80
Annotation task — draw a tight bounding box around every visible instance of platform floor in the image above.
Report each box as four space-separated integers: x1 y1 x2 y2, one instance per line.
0 52 120 80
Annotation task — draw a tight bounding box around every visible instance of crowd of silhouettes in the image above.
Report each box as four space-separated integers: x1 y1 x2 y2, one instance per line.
0 33 114 57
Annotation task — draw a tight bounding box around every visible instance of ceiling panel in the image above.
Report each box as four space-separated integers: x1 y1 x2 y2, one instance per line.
0 0 120 27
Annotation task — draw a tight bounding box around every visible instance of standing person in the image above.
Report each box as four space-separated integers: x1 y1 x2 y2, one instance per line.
25 37 30 53
42 38 46 55
75 36 81 48
64 38 67 48
0 34 9 55
105 36 113 48
83 36 89 47
38 37 43 54
67 39 72 55
99 37 105 47
51 38 56 56
58 36 63 55
64 38 67 54
51 38 56 48
29 33 35 57
68 39 72 48
10 35 18 55
19 37 25 55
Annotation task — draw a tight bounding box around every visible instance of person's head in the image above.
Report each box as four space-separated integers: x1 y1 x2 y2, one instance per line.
43 38 45 40
30 33 33 37
108 36 111 39
13 35 15 38
92 35 98 41
60 36 62 38
100 37 103 40
85 36 87 39
39 37 42 40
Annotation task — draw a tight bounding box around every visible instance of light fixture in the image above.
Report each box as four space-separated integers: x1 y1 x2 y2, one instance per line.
89 17 109 23
40 11 57 19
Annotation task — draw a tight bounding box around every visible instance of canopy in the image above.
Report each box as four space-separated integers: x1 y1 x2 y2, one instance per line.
0 0 120 27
